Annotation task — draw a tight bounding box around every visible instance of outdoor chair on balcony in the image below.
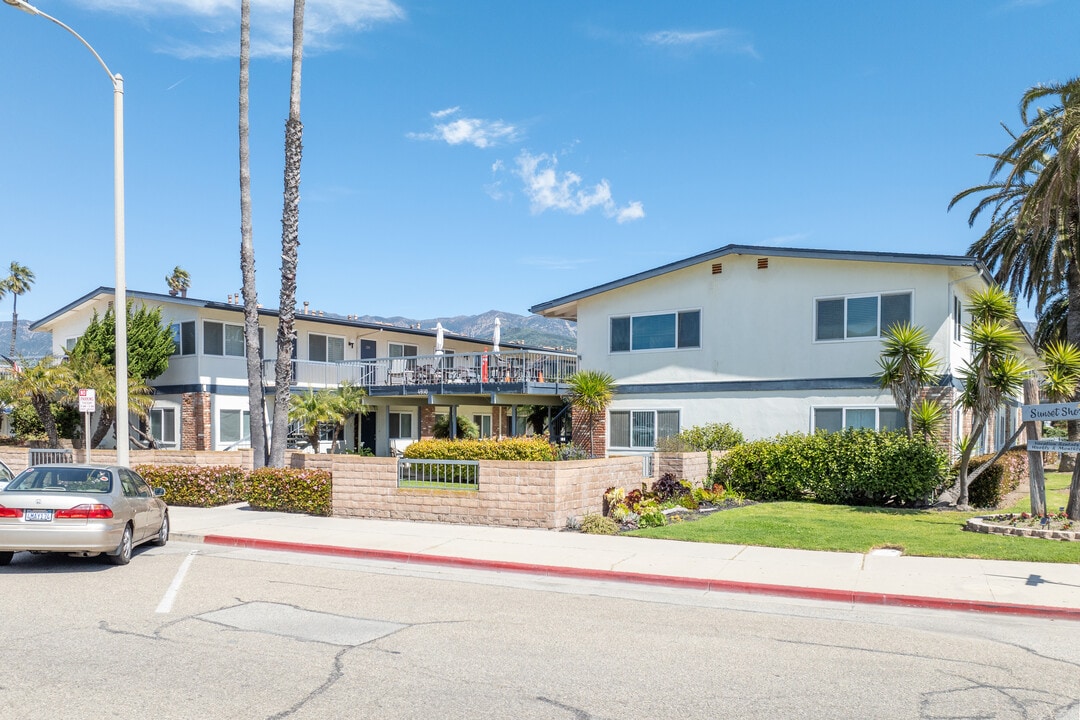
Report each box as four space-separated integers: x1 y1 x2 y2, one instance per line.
388 358 414 385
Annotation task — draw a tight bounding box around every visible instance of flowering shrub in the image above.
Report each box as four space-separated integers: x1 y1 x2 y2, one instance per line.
246 467 332 516
956 450 1026 508
135 465 247 507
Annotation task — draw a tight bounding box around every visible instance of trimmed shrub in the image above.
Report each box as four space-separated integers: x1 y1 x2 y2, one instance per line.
246 467 332 516
962 450 1027 509
404 437 556 462
580 513 619 535
713 430 947 507
656 422 745 452
135 464 247 507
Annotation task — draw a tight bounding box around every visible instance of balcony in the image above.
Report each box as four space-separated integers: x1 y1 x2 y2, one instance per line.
262 349 577 397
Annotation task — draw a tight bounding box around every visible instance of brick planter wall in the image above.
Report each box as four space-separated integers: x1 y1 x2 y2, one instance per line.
0 448 254 474
320 454 644 529
654 451 711 484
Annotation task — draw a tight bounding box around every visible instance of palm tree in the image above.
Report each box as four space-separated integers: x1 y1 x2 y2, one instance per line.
875 322 942 438
950 77 1080 517
238 0 268 468
4 356 68 446
4 262 35 357
269 0 306 467
165 266 191 297
954 287 1029 508
66 352 153 449
564 370 616 457
289 388 331 453
327 380 370 451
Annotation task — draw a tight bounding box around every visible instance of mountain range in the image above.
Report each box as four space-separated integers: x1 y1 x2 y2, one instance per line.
4 311 577 358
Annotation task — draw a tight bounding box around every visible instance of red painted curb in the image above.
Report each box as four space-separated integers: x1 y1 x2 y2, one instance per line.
200 534 1080 622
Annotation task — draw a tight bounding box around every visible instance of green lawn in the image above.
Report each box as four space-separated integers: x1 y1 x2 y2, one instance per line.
631 484 1080 564
1001 471 1072 515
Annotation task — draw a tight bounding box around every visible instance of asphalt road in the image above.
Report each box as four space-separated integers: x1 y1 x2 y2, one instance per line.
1 541 1078 720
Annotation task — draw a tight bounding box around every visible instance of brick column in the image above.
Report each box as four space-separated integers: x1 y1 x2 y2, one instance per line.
180 391 212 451
420 406 436 439
492 407 506 439
571 406 607 458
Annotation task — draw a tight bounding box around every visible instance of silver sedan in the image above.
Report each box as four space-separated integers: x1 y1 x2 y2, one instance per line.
0 464 168 566
0 459 12 490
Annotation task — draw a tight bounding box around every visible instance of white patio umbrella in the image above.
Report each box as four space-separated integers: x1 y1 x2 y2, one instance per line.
492 317 501 353
434 322 445 355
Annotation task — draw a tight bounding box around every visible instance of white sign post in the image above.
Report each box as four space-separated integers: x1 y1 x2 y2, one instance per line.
78 389 96 463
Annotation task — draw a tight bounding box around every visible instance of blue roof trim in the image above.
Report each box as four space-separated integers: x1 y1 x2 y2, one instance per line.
528 244 992 316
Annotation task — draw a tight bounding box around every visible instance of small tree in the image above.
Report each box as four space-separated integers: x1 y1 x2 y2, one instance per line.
327 380 370 452
165 266 191 297
0 356 69 446
564 370 616 457
289 388 332 453
876 322 943 438
954 287 1029 508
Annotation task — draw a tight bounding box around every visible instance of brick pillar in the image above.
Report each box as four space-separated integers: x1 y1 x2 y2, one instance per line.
420 406 436 439
180 391 212 451
571 406 606 458
492 406 506 439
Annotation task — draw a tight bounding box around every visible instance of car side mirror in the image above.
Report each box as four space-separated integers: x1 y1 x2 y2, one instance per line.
153 487 166 498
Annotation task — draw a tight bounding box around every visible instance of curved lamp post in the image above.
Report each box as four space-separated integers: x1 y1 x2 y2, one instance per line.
4 0 129 466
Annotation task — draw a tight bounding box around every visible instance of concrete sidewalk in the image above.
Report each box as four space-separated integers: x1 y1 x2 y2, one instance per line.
169 503 1080 621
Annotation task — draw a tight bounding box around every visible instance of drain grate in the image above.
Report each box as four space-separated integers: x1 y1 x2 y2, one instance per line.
199 601 406 646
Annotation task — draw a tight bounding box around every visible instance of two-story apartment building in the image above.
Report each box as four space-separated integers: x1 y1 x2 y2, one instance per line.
531 245 1035 458
31 288 575 455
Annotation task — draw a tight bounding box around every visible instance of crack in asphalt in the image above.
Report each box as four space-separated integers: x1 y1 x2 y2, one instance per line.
537 696 596 719
918 673 1070 720
770 637 1012 671
266 647 349 720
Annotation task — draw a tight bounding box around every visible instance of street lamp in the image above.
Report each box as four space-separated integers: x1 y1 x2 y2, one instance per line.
4 0 129 466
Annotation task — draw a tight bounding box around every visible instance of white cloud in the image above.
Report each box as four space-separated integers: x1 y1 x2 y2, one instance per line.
408 108 521 149
72 0 406 59
643 28 758 58
514 151 644 223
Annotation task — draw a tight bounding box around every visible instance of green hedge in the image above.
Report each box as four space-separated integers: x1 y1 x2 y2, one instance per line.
246 467 332 516
713 430 947 507
961 449 1027 509
403 437 556 461
135 465 247 507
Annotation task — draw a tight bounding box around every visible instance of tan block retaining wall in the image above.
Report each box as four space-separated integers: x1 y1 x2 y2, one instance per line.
302 454 646 529
0 448 254 474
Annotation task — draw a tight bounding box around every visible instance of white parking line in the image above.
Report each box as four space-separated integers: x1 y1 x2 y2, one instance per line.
156 550 199 614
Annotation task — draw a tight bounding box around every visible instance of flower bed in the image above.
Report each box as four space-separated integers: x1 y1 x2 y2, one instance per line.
965 512 1078 542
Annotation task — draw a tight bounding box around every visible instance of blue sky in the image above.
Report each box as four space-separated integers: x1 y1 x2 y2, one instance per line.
2 0 1078 324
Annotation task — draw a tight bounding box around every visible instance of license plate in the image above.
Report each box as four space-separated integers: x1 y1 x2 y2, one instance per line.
24 510 53 522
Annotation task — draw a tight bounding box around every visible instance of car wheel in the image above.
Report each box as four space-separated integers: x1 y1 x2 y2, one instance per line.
108 525 133 566
0 551 13 566
152 512 169 547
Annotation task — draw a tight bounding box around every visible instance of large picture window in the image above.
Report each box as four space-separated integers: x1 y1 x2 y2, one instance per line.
308 333 345 363
609 410 680 449
813 407 904 433
815 292 911 342
204 321 245 357
610 310 700 352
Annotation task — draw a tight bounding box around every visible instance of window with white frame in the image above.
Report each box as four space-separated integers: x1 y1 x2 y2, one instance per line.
813 407 904 433
150 407 178 448
308 333 345 363
389 411 413 439
954 295 963 342
204 321 245 357
610 310 700 352
389 342 418 369
472 414 492 438
170 321 196 356
815 292 911 342
219 409 251 444
609 410 680 449
64 337 78 353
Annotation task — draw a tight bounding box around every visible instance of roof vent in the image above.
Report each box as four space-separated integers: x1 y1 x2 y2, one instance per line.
757 258 769 269
711 262 723 275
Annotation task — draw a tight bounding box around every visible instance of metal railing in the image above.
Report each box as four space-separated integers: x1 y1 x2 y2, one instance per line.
397 458 479 490
28 448 74 466
265 349 577 390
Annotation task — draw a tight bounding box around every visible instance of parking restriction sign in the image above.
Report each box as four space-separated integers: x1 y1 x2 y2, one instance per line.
78 388 96 413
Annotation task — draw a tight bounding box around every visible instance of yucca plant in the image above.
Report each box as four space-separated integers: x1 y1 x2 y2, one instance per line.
876 322 942 438
564 370 616 457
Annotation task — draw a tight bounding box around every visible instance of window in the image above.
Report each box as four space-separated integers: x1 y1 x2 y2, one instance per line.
150 407 177 448
389 343 418 369
954 295 963 342
389 412 413 439
220 409 251 444
64 337 78 353
813 407 904 433
170 321 195 356
204 321 244 357
308 333 345 363
815 292 911 341
610 310 701 352
472 414 492 439
609 410 680 449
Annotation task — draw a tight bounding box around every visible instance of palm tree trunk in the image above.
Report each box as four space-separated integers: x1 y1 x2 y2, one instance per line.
9 293 17 358
32 394 59 447
239 0 268 469
91 408 115 449
1067 262 1080 517
269 0 305 467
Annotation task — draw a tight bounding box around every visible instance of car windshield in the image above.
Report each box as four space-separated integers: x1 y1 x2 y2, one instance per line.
5 468 112 494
